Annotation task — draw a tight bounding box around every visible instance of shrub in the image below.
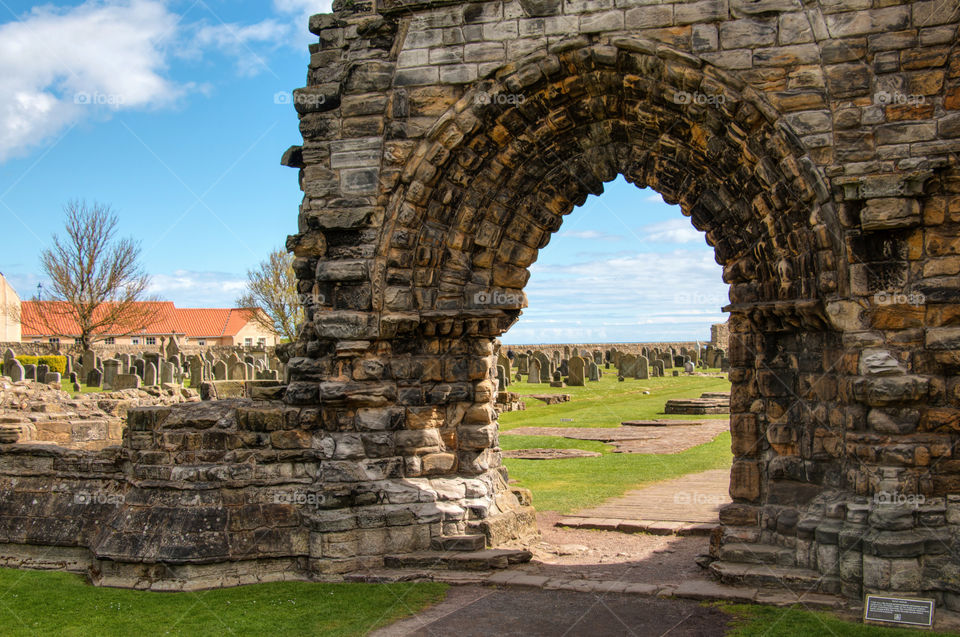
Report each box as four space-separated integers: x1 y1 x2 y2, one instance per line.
39 356 67 374
15 355 39 367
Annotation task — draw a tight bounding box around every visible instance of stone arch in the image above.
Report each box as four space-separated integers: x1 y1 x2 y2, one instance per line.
372 36 844 324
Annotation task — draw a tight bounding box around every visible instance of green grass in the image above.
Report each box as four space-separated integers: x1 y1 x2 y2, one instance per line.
504 432 732 512
500 369 733 512
0 568 446 637
722 603 954 636
499 369 730 431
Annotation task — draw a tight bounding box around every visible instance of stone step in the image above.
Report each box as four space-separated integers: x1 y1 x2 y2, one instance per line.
718 542 794 566
343 569 489 585
709 560 822 590
384 549 532 571
430 534 486 552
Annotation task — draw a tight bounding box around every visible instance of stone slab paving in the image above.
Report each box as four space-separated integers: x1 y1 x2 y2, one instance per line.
557 469 732 535
504 419 728 454
370 585 733 637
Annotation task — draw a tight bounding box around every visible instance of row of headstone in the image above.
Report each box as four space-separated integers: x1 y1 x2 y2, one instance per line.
1 344 284 390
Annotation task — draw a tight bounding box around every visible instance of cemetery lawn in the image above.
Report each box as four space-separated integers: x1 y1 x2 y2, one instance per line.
500 371 732 512
0 568 446 636
498 371 730 431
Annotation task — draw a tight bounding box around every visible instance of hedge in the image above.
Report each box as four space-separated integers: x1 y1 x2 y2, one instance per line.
10 355 68 375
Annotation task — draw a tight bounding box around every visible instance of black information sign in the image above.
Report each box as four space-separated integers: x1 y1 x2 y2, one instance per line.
864 595 935 627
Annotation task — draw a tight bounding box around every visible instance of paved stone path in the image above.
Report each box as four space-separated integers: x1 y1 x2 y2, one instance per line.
370 586 732 636
503 420 728 454
557 469 731 535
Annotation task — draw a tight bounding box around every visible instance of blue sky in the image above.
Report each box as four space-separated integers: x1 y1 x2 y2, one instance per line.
0 0 727 343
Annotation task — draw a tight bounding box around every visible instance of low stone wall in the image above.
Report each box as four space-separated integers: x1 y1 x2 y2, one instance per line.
0 399 537 590
507 342 706 357
0 377 200 450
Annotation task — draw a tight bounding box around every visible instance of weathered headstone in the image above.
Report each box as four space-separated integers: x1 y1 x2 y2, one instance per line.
213 360 227 380
567 356 585 386
497 364 506 391
36 364 49 384
144 363 157 387
588 361 599 381
46 372 61 385
8 359 24 382
684 361 695 373
103 359 121 390
160 360 174 385
114 374 141 390
86 368 102 388
636 356 649 380
527 358 541 383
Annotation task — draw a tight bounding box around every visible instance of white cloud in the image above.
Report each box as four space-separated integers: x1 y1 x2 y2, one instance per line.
506 249 727 343
638 218 703 244
192 19 291 76
557 229 622 242
148 270 247 306
0 0 186 161
645 193 665 203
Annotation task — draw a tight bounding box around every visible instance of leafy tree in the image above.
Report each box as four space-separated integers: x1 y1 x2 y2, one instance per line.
236 248 303 342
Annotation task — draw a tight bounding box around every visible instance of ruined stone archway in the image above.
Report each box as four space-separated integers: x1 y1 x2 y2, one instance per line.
280 0 960 604
0 0 958 605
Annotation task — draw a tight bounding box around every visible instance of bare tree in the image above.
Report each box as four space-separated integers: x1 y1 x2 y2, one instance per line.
236 248 303 343
15 200 161 350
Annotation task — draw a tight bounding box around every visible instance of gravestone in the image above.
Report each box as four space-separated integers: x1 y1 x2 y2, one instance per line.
189 356 204 386
567 356 585 386
114 374 141 390
636 356 649 380
46 372 61 385
144 363 158 387
684 361 695 373
588 361 599 381
103 359 121 390
69 371 78 384
160 361 174 385
497 364 506 391
7 359 24 382
213 361 227 380
527 358 541 384
23 364 36 381
245 362 255 380
620 354 636 377
652 360 664 377
516 354 528 375
86 368 102 388
2 348 15 372
36 364 49 384
134 358 145 378
64 354 73 376
549 369 565 388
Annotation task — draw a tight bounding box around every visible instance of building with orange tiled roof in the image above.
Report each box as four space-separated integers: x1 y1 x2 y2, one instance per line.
17 300 278 347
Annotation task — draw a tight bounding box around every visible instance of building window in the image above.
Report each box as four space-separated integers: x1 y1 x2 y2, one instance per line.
48 337 59 344
145 337 156 345
32 338 40 343
74 338 82 344
257 337 266 346
104 337 115 345
244 338 253 346
197 339 206 346
131 338 140 345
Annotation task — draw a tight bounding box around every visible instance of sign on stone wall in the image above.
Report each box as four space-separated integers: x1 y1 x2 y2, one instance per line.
863 596 934 628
